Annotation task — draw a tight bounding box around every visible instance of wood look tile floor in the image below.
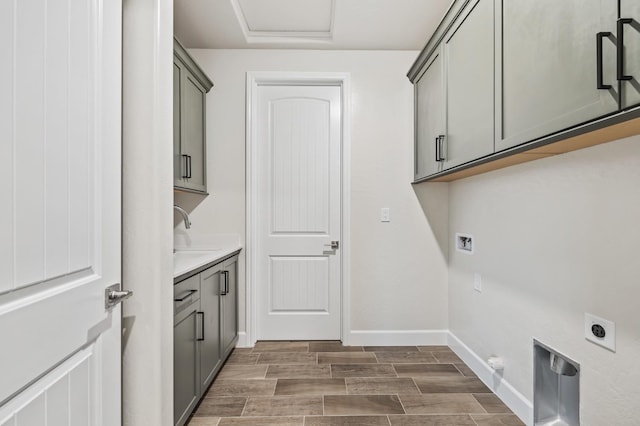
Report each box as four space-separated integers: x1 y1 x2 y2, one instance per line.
187 342 524 426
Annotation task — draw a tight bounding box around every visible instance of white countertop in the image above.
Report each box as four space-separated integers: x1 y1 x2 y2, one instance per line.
173 233 242 279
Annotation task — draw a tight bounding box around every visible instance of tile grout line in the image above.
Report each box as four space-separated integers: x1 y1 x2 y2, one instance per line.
239 395 249 418
471 393 490 415
395 392 408 417
410 377 420 394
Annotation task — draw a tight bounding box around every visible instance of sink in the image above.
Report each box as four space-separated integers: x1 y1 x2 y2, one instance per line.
174 250 220 263
173 250 224 279
172 235 242 279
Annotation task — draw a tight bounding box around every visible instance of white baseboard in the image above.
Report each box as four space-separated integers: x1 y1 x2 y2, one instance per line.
348 330 449 346
447 332 533 426
235 331 251 348
235 330 448 348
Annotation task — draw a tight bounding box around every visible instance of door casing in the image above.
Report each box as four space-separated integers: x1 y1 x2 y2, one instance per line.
245 72 352 346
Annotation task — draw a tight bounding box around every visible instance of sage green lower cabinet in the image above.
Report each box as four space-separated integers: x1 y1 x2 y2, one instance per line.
621 0 640 109
173 275 201 426
173 252 240 426
497 0 619 151
199 264 223 392
173 306 200 426
221 256 239 359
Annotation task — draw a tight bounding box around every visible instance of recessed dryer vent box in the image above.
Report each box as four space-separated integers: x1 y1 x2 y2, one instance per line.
455 233 474 254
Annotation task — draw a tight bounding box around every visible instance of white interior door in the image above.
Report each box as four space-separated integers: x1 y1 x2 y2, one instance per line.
0 0 123 424
256 84 342 341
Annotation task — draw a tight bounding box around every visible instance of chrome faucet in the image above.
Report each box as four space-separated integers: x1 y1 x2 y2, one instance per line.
173 205 191 229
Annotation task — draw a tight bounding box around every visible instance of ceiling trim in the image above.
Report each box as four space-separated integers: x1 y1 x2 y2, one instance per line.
230 0 336 44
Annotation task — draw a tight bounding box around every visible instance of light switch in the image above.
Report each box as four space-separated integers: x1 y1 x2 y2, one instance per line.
381 208 390 222
474 273 482 292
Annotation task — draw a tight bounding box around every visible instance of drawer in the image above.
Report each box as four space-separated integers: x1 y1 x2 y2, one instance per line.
174 274 200 315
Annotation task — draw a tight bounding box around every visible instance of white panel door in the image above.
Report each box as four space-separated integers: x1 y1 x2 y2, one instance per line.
0 0 122 424
256 85 342 340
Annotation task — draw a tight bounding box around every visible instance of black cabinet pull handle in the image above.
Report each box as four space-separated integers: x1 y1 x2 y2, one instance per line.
181 154 189 178
187 155 192 178
174 289 197 302
197 311 205 341
617 18 633 81
221 271 229 295
596 31 612 89
435 135 446 162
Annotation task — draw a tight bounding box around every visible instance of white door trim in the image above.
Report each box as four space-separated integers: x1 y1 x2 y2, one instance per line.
245 72 351 346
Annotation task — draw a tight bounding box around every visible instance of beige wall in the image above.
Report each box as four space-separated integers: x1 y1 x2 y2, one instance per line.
171 45 640 424
174 49 449 338
448 136 640 425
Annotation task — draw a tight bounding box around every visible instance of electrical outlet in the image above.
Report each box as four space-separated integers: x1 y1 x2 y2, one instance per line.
473 273 482 292
585 313 615 352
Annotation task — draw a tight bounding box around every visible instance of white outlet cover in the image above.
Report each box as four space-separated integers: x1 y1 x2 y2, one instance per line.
585 313 616 352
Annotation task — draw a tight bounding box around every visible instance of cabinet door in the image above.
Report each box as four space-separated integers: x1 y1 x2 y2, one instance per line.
173 61 184 187
415 48 446 180
443 0 494 169
221 256 238 359
621 1 640 108
498 0 618 151
179 72 207 193
199 265 222 392
174 302 200 426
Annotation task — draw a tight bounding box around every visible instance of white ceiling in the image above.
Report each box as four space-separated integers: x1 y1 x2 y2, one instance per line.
174 0 453 50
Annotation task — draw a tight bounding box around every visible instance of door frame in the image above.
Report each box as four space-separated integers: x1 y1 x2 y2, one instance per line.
245 72 352 346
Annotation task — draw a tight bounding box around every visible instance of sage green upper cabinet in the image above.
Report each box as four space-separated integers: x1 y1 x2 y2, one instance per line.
173 63 182 186
181 74 207 190
496 0 619 151
443 0 494 168
409 0 640 181
413 0 493 180
414 48 445 180
620 1 640 109
174 38 213 194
